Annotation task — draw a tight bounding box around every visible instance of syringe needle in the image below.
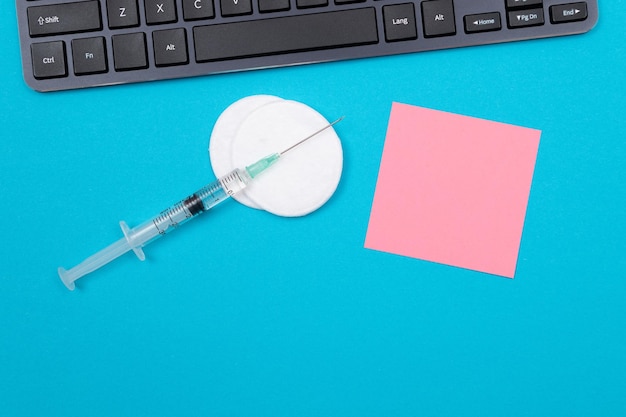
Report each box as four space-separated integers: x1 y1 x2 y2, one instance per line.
279 117 344 156
244 117 344 178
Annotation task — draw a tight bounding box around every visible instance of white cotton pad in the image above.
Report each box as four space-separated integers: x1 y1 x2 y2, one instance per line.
209 95 284 208
230 100 343 217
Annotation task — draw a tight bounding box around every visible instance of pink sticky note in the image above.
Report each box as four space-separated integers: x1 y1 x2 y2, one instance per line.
365 103 541 278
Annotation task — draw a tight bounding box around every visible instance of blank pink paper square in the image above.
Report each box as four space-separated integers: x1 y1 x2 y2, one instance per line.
365 103 541 278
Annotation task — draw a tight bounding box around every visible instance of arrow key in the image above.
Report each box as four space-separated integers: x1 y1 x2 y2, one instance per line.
464 12 501 34
550 3 588 24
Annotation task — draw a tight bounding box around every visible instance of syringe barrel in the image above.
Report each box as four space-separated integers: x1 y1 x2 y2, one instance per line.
198 168 252 209
120 168 253 248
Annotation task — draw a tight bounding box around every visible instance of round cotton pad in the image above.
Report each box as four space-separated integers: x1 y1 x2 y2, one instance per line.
230 100 343 217
209 95 284 208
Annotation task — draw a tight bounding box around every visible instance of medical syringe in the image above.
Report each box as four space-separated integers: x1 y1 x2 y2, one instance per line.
58 117 343 290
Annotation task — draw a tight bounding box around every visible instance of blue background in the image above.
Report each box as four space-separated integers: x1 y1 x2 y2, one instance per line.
1 2 624 416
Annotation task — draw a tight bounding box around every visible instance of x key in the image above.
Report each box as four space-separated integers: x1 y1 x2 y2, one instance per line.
145 0 177 24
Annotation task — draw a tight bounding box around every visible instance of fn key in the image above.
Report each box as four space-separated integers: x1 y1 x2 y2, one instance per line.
72 37 108 75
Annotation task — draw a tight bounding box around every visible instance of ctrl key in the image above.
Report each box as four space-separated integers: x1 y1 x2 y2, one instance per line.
31 41 67 79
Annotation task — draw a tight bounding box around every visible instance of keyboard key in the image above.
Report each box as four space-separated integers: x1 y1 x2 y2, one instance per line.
464 12 501 33
27 1 101 37
193 8 378 62
421 0 456 38
296 0 328 9
145 0 178 24
506 0 543 9
220 0 252 16
182 0 215 20
550 3 588 24
258 0 290 13
31 41 67 79
153 29 189 66
383 3 418 42
72 37 108 75
335 0 366 4
508 8 544 28
112 32 148 70
107 0 140 29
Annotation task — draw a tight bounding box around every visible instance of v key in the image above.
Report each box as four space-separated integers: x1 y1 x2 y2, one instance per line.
220 0 251 16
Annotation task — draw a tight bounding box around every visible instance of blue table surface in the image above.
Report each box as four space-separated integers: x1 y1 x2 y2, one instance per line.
1 2 624 416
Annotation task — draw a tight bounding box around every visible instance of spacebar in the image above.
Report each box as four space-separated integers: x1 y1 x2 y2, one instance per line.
193 8 378 62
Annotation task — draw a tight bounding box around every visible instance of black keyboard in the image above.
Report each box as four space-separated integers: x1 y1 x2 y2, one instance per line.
16 0 598 92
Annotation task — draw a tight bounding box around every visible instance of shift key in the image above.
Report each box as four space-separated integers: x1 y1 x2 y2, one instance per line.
28 1 102 37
